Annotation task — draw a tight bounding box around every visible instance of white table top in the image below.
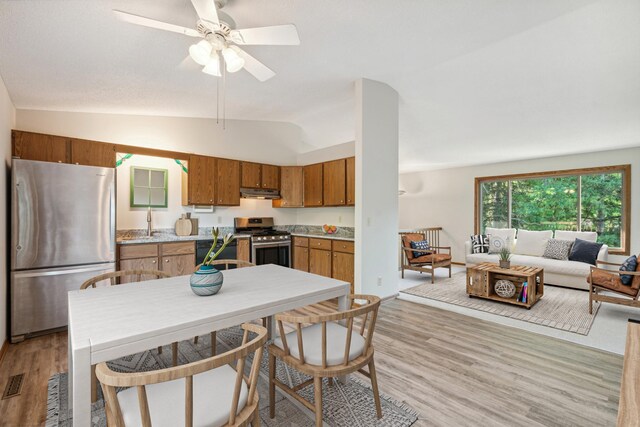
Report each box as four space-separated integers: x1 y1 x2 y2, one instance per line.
68 264 349 363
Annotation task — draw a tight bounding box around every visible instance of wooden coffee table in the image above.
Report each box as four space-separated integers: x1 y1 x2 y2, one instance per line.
466 262 544 309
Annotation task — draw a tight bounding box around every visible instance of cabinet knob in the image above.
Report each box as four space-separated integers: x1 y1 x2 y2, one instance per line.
210 199 213 202
334 254 337 257
152 260 156 263
165 259 170 263
256 183 259 186
340 200 343 203
219 199 222 202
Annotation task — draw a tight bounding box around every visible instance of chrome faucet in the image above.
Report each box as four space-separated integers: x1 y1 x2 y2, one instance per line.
146 206 152 237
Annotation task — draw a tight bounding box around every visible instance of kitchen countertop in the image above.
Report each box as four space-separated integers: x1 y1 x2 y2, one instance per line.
290 233 354 242
117 229 250 245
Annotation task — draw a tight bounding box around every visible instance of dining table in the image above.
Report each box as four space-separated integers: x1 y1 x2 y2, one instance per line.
67 263 350 426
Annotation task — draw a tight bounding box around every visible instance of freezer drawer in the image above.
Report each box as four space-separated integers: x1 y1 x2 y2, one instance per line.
11 263 115 342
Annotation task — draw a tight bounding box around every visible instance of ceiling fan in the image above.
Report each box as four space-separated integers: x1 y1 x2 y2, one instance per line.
113 0 300 82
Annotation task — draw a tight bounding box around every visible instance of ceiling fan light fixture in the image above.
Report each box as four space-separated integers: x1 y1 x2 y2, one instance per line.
202 52 221 76
221 47 245 73
189 40 213 66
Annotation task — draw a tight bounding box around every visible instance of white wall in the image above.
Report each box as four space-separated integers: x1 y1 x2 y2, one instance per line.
355 79 399 298
116 154 297 229
399 147 640 264
15 109 312 165
0 76 16 347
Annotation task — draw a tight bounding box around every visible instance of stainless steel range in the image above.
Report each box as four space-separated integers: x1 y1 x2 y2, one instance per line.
234 217 291 267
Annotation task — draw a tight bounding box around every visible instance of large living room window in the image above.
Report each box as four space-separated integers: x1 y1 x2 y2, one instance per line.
475 165 631 255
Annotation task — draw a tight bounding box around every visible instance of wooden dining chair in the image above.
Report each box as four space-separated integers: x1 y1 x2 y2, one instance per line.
96 323 267 427
193 259 258 357
268 294 382 427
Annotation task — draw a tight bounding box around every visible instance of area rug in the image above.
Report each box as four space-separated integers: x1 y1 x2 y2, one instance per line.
401 272 600 335
46 327 418 427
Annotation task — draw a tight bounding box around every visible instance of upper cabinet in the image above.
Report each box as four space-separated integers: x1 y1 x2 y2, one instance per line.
12 130 69 163
216 158 240 206
70 138 116 168
346 156 355 206
185 155 216 205
273 166 303 208
241 162 261 189
241 162 280 190
261 164 280 190
323 159 346 206
303 163 324 207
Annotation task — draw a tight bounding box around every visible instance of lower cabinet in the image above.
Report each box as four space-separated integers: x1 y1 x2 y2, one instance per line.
237 238 250 262
293 236 354 293
117 241 195 283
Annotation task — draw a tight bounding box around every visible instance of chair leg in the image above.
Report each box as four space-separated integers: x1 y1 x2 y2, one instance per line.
328 377 334 386
194 335 199 345
449 264 452 278
172 342 178 366
211 331 217 357
589 285 594 315
431 270 435 284
253 409 261 427
269 353 276 419
157 345 162 354
314 376 323 427
401 266 404 279
368 358 383 419
91 364 97 403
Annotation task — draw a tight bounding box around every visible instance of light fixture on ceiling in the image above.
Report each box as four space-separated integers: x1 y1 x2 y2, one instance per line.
189 40 213 65
221 47 245 73
202 51 221 76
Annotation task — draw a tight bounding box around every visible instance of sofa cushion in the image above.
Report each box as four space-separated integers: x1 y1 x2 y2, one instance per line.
554 230 598 242
514 230 553 257
486 228 516 253
410 239 431 258
466 253 499 265
619 255 638 286
588 270 638 296
569 239 603 266
509 254 592 276
543 239 573 260
470 234 489 254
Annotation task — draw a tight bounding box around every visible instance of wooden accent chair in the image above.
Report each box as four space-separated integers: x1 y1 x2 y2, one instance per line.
193 259 258 356
96 323 267 427
588 258 640 314
268 294 382 427
400 229 452 283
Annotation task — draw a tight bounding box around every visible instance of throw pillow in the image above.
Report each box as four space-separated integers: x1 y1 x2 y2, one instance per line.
514 230 553 257
554 230 598 243
410 240 431 258
485 227 516 254
619 255 638 286
470 234 489 254
568 238 603 265
543 239 573 260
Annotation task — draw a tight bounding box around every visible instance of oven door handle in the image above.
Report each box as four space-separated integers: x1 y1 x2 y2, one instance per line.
252 241 291 249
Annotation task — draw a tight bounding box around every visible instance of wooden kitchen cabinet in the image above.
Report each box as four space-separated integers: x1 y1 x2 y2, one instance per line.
273 166 303 208
70 138 116 168
332 241 355 293
186 155 216 205
323 159 346 206
261 164 280 190
216 158 240 206
119 257 160 283
309 247 332 277
346 156 355 206
237 238 250 262
292 237 309 272
161 254 195 277
241 162 261 189
303 163 323 207
12 130 69 163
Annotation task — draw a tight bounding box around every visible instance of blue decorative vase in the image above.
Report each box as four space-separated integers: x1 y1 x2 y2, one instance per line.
190 265 223 296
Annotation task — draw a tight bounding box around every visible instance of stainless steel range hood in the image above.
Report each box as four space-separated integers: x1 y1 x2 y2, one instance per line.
240 188 281 200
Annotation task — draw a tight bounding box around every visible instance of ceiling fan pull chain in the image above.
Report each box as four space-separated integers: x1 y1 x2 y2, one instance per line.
222 58 226 130
216 75 220 125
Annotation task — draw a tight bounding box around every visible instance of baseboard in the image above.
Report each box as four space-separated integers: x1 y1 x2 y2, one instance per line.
0 339 8 365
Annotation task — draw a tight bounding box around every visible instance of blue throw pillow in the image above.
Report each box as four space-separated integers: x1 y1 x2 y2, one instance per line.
568 238 603 266
410 240 431 258
620 255 638 286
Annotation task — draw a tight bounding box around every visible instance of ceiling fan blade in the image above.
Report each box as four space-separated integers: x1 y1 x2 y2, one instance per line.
190 0 219 25
230 24 300 45
230 46 276 81
113 10 200 37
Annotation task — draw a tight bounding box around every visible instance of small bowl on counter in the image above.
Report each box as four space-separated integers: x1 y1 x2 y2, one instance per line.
323 224 337 234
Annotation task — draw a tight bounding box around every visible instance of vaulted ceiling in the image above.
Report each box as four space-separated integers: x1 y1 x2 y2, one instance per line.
0 0 638 172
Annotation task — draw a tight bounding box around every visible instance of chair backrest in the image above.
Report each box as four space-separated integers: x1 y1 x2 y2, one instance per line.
80 269 171 289
275 294 381 369
400 228 442 261
195 259 256 272
96 323 267 427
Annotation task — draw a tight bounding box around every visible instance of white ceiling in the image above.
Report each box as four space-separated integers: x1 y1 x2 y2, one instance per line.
0 0 638 172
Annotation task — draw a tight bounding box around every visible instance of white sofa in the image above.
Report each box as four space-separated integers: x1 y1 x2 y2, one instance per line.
465 231 608 290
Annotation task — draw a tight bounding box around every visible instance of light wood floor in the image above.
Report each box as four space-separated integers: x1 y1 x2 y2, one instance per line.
0 299 623 426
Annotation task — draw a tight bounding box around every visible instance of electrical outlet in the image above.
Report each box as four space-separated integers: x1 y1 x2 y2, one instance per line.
217 216 222 224
338 215 342 223
367 217 372 227
377 276 382 287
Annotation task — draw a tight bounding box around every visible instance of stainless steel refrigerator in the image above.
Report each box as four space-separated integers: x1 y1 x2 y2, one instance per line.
11 159 116 342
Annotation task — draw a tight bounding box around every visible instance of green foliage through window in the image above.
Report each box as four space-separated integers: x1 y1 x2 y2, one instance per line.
479 169 626 249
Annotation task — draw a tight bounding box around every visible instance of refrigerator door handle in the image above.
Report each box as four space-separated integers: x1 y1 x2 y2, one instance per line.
12 264 114 279
110 184 115 256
